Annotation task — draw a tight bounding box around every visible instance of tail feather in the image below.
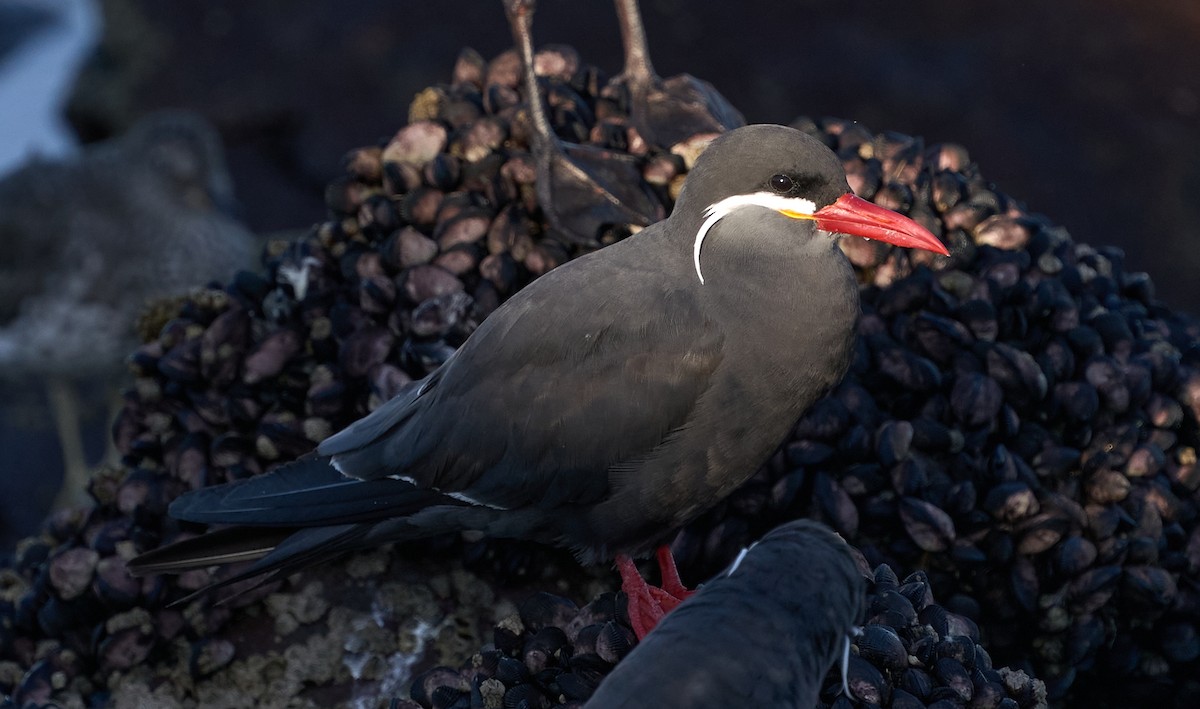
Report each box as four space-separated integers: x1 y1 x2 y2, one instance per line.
127 447 494 604
241 523 367 578
133 520 432 604
126 525 294 575
195 524 371 605
168 455 458 527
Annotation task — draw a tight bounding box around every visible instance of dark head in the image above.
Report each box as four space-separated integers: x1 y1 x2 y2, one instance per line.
727 519 866 624
671 124 947 284
119 110 238 215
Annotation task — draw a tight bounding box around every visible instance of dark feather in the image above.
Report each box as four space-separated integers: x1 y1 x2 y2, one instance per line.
317 377 431 459
202 524 369 595
153 525 367 606
142 515 469 606
585 521 864 707
125 525 294 576
168 455 460 527
315 246 725 519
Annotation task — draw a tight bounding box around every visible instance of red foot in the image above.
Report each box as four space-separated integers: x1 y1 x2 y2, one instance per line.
616 545 695 640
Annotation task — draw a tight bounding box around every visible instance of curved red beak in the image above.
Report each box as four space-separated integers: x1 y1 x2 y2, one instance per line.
813 193 949 256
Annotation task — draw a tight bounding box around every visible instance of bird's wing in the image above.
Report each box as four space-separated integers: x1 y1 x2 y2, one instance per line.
320 244 723 511
166 454 459 526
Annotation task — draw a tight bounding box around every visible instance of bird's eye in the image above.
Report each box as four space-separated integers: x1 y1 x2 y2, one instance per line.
769 174 794 193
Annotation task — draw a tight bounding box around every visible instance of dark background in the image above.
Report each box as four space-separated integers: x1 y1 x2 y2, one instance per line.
3 0 1197 545
76 0 1200 305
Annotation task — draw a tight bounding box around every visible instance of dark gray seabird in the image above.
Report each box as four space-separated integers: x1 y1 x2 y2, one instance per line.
129 124 947 636
584 520 865 708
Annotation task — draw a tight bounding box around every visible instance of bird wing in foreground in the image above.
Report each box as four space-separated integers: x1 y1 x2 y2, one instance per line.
584 520 865 708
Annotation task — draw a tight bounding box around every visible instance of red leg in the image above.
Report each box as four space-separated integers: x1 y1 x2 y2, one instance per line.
655 545 694 601
616 553 661 640
615 546 696 639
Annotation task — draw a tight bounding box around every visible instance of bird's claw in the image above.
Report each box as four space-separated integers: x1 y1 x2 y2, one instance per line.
616 546 694 640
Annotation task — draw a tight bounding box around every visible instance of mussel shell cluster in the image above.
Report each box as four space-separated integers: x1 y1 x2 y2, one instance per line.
396 563 1045 709
835 562 1047 709
397 591 629 709
1 39 1197 708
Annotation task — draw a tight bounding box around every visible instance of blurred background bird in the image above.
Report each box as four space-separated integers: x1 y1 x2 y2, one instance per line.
0 110 259 519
